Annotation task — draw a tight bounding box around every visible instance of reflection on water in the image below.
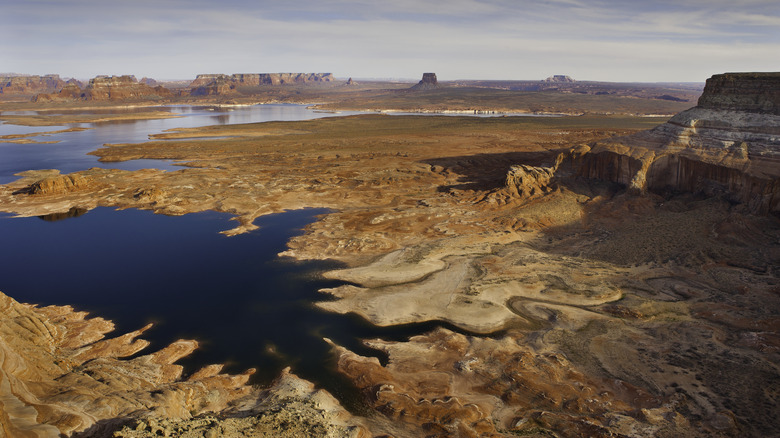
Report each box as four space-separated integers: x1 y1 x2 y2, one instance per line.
37 207 88 221
0 104 364 185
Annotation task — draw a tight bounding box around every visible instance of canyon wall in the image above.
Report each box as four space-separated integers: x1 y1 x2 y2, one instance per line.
575 72 780 214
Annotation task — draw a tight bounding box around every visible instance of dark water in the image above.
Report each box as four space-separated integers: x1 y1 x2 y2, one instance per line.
0 207 456 411
0 104 482 411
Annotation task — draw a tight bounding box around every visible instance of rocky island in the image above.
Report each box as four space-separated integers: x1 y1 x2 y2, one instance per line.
0 72 778 437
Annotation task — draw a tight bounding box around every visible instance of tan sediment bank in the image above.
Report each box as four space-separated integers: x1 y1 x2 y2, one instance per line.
0 106 778 437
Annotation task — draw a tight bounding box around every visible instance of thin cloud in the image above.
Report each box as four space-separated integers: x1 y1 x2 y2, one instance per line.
0 0 777 81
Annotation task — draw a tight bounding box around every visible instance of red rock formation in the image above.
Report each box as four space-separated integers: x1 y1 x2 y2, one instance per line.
0 74 66 95
189 73 335 95
32 75 173 102
0 290 368 437
82 75 173 100
575 72 780 215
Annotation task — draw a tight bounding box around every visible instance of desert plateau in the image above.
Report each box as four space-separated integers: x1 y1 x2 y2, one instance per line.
2 3 780 435
0 69 777 438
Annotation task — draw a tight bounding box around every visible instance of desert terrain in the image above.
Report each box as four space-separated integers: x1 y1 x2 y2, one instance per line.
0 73 778 437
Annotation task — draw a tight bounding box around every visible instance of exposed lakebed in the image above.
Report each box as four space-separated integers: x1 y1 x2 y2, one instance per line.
0 206 456 410
0 104 472 410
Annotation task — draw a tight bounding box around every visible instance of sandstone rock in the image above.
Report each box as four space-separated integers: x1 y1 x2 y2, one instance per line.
505 163 557 198
697 72 780 115
543 75 575 83
32 84 83 102
575 72 780 215
0 74 65 95
26 173 93 195
189 73 334 95
410 72 440 91
0 291 366 437
80 75 173 101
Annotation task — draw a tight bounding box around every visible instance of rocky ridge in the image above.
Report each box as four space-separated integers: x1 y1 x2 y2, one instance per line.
576 72 780 215
33 75 173 102
189 73 335 95
0 74 68 95
0 290 368 437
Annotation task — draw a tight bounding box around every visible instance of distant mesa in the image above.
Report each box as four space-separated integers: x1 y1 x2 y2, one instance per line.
410 73 441 91
543 75 575 83
33 75 172 102
574 72 780 215
139 77 159 86
189 73 335 96
0 74 68 95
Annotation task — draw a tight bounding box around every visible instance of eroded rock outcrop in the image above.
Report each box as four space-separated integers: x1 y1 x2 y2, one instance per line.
33 75 173 102
543 75 575 83
410 72 440 91
576 72 780 214
0 291 367 437
0 74 66 95
25 173 94 195
189 73 335 95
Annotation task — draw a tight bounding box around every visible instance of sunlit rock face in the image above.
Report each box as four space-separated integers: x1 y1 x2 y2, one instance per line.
32 75 173 102
577 72 780 215
189 73 335 95
0 74 66 94
0 290 367 437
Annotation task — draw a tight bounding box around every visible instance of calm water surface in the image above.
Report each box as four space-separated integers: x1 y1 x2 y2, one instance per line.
0 207 459 410
0 104 364 184
0 105 470 410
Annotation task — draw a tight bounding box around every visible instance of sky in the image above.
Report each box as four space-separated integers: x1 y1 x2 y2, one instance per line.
1 0 779 82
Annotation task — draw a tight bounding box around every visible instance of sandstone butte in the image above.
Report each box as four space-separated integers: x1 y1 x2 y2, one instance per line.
0 75 76 95
577 72 780 215
189 73 335 96
26 72 337 102
32 75 174 103
0 72 778 437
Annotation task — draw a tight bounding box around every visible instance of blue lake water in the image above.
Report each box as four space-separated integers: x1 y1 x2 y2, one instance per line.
0 207 458 410
0 104 365 184
0 104 473 409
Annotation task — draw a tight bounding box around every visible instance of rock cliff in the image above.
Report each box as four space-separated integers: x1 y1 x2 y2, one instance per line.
33 75 173 102
0 290 367 437
189 73 335 95
575 72 780 215
0 74 65 95
410 72 440 91
81 75 173 101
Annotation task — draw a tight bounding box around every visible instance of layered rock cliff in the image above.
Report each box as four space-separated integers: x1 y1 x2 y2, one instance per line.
576 72 780 215
0 290 367 437
189 73 335 95
0 75 66 95
33 75 173 102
